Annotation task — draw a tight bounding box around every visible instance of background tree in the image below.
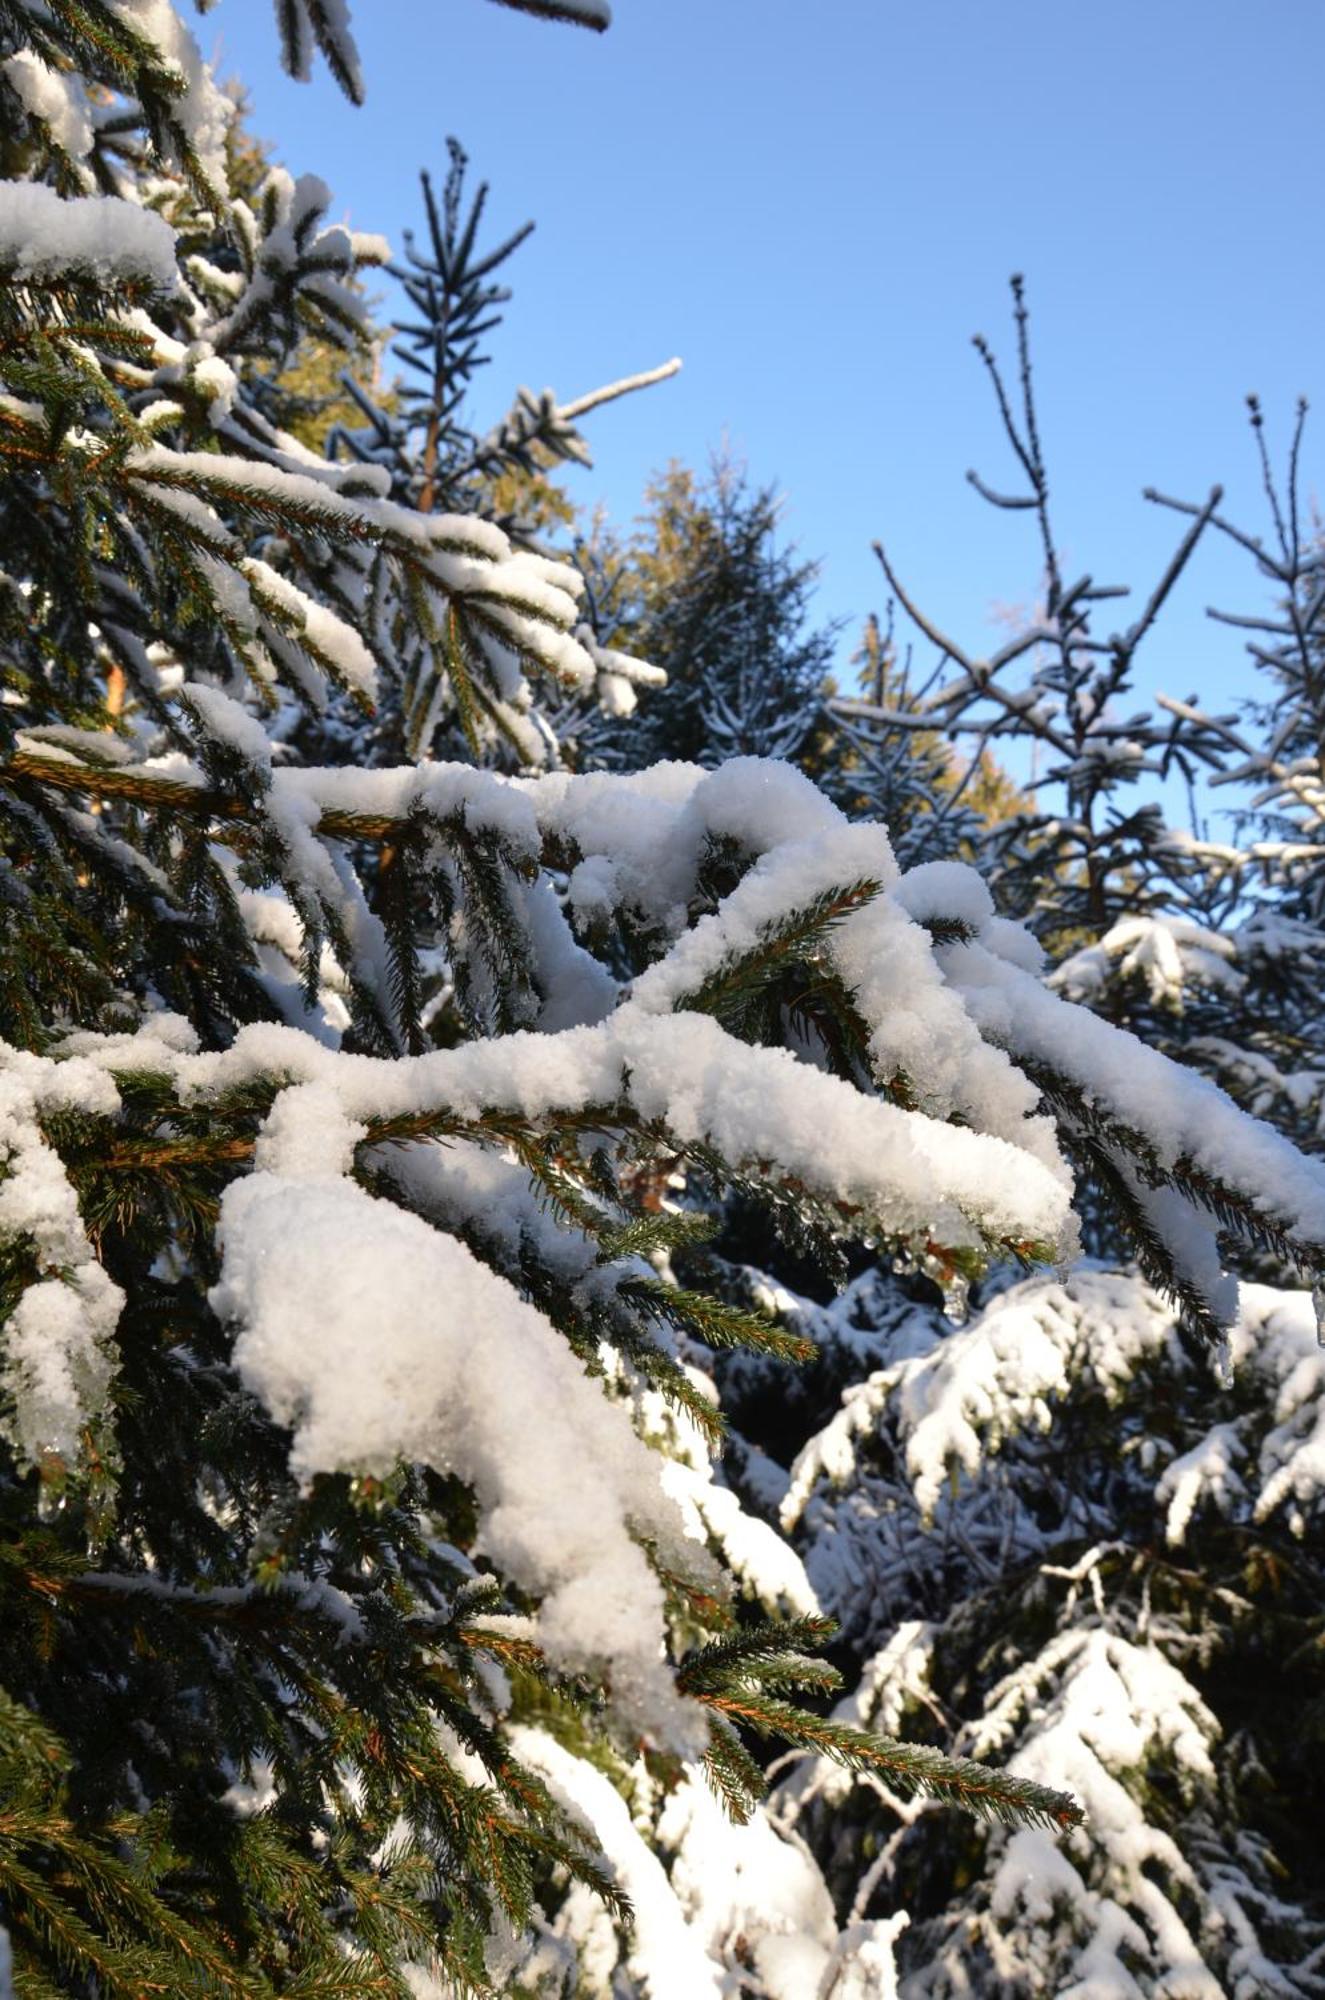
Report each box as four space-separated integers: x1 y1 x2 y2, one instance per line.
318 133 677 769
869 277 1223 963
1059 399 1325 1163
824 607 1028 868
581 455 838 772
709 298 1325 2000
773 1266 1325 1997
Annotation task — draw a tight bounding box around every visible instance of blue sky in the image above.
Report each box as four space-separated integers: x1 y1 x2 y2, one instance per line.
210 0 1321 816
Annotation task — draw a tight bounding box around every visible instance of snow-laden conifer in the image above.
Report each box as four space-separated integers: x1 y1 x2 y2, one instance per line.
722 301 1325 2000
317 133 678 766
867 277 1224 961
0 7 1083 1990
577 459 836 773
1062 398 1325 1165
5 9 1325 1996
771 1270 1325 1995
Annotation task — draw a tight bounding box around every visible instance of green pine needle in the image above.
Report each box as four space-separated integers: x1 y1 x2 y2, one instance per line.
675 877 884 1035
620 1275 816 1364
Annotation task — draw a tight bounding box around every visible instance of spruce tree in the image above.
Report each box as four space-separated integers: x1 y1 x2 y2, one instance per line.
824 609 1026 869
583 457 837 773
869 277 1223 961
327 136 678 549
0 10 1086 1993
774 1268 1325 1995
738 297 1325 1999
316 133 676 772
4 14 1325 1999
1075 398 1325 1161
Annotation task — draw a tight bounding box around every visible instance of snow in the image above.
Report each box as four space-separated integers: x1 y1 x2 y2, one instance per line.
842 1623 943 1754
784 1268 1177 1536
212 1160 710 1744
123 445 377 534
0 184 177 292
373 1136 593 1288
892 859 995 934
1130 1175 1240 1349
3 1268 122 1471
54 1011 199 1069
534 763 710 936
280 762 540 853
1234 1285 1325 1532
242 559 379 705
1156 1423 1246 1546
509 1727 904 1999
0 1065 123 1467
78 1564 367 1644
971 1628 1225 1998
193 552 259 636
595 670 637 717
107 0 232 195
12 736 85 769
214 167 387 348
16 725 136 766
545 774 1055 1171
123 470 233 548
628 821 897 1015
656 1769 847 1997
942 936 1325 1257
658 1447 821 1619
614 1009 1068 1248
990 1827 1092 1926
188 349 237 423
3 51 93 167
827 1918 908 1998
120 447 596 699
1054 915 1241 1012
690 755 841 853
180 682 274 779
577 621 667 720
519 874 618 1030
831 874 1063 1169
512 1728 724 1997
232 880 350 1041
163 1003 1071 1253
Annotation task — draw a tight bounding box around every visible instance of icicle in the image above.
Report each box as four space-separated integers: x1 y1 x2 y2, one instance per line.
941 1269 971 1324
1211 1330 1234 1390
1313 1280 1325 1348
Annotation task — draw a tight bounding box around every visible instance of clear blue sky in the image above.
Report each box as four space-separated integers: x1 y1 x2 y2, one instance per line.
209 0 1321 815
